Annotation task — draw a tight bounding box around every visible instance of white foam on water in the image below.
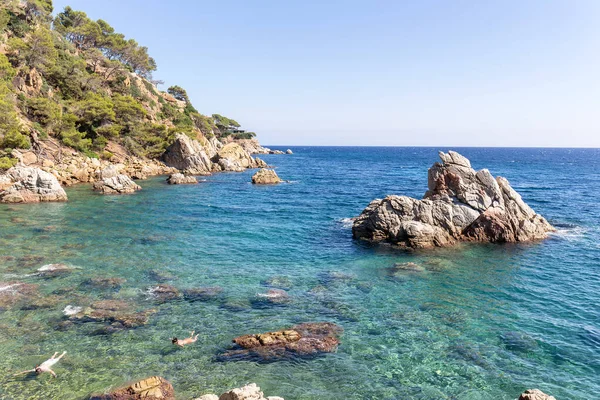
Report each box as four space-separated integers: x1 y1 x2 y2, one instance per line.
62 305 83 316
549 226 589 241
339 218 354 228
0 283 22 293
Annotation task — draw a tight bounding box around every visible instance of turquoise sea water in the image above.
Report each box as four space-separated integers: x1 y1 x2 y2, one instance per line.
0 147 599 400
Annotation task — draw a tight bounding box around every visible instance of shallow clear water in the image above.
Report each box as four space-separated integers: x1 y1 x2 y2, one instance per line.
0 147 599 400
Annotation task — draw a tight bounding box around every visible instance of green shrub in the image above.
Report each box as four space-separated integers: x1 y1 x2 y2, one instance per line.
0 156 17 170
1 129 30 149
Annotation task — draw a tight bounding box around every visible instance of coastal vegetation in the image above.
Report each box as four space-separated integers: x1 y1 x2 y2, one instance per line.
0 0 252 168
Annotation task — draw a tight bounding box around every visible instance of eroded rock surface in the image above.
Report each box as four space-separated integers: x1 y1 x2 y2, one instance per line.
220 322 342 361
93 174 141 194
161 133 213 175
194 383 284 400
0 166 67 203
214 143 262 172
352 151 554 248
251 169 282 184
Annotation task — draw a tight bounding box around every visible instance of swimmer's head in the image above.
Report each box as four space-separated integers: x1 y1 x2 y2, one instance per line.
34 366 42 374
171 338 178 344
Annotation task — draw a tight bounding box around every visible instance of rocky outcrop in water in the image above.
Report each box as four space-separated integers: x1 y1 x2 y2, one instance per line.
220 322 342 361
161 133 213 175
213 142 261 172
89 376 175 400
93 174 141 194
251 169 282 184
166 173 198 184
286 149 293 154
352 151 554 248
0 166 67 203
519 389 557 400
235 138 271 154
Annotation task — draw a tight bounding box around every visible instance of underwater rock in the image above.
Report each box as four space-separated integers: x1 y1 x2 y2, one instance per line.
93 174 141 194
68 300 156 329
183 286 224 302
353 151 555 248
251 169 282 184
146 284 181 302
389 262 426 275
220 322 342 361
147 269 177 283
0 166 68 203
89 376 175 400
262 276 293 290
500 331 538 352
0 282 40 310
221 297 252 312
166 173 198 184
320 271 356 286
519 389 557 400
82 277 126 289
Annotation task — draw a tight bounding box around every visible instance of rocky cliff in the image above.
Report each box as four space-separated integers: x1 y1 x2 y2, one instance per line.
352 151 554 248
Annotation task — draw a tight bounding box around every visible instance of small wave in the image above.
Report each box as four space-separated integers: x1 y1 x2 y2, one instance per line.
549 225 588 241
339 218 355 228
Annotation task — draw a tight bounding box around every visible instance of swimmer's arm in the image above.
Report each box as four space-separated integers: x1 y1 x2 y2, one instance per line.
13 369 35 376
48 369 57 378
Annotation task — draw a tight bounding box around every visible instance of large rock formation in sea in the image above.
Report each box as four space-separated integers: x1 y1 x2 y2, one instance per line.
166 173 198 184
0 166 68 203
92 174 141 194
214 142 261 172
220 322 342 361
251 169 282 184
352 151 554 248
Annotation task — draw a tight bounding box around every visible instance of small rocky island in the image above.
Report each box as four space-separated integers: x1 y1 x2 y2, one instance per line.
353 151 554 248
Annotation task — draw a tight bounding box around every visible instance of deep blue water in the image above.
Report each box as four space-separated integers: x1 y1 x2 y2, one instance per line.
0 147 599 400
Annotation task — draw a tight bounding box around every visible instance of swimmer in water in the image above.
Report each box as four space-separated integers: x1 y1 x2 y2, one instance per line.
14 351 67 378
171 331 198 347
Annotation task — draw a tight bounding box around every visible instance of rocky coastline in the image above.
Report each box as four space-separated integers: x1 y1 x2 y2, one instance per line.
353 151 555 248
0 132 291 203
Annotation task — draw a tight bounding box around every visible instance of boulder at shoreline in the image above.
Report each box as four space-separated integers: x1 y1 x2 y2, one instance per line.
0 166 67 203
352 151 554 248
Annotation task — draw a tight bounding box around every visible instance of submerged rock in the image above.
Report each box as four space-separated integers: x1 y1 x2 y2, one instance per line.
0 282 40 309
82 277 126 289
89 376 175 400
93 174 141 194
0 166 67 203
251 169 282 185
353 151 554 248
166 173 198 184
146 284 181 302
388 262 426 278
220 322 342 361
262 276 293 290
183 286 223 302
519 389 557 400
68 300 155 329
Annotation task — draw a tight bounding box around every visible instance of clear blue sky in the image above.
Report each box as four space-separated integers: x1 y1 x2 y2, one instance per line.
52 0 600 147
